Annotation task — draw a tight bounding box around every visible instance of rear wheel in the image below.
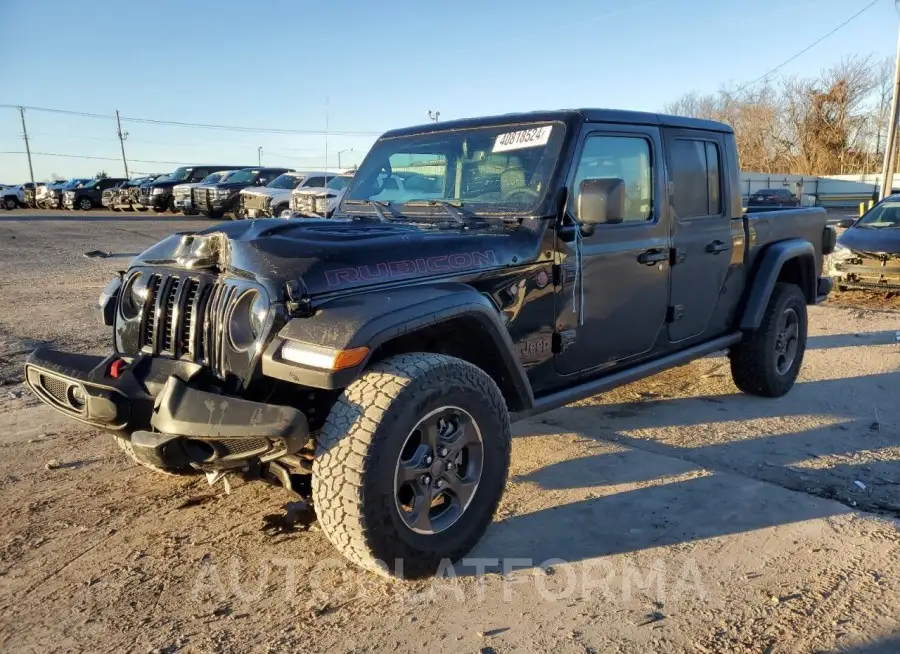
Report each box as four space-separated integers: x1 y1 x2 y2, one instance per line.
730 283 807 397
313 353 511 578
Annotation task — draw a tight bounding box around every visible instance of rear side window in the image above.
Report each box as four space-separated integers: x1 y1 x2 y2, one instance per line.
189 169 208 182
304 176 328 188
671 139 722 218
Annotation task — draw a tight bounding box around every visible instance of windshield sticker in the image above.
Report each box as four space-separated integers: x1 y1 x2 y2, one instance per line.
492 126 553 153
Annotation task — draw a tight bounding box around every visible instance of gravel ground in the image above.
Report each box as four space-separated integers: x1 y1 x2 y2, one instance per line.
0 210 899 654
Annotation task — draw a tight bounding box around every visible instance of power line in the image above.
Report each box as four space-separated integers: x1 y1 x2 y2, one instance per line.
0 150 189 165
0 104 383 136
737 0 882 92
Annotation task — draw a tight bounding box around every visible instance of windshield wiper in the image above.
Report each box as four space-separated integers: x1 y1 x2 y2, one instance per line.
344 199 394 222
402 199 472 225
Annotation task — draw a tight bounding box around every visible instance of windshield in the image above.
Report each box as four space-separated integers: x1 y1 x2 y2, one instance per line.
166 167 191 182
327 175 353 191
858 201 900 228
267 173 304 189
200 171 229 184
81 180 99 189
343 122 565 214
224 170 258 185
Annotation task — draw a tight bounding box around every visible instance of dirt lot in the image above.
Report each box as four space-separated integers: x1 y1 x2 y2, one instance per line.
1 210 899 654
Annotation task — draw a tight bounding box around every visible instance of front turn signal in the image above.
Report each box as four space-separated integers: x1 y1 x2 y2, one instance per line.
280 342 369 371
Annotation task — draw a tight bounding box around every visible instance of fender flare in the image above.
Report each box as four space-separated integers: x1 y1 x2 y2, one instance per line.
262 283 534 411
740 239 816 331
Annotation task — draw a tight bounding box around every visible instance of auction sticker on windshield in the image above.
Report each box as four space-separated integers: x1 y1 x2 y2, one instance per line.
493 125 553 153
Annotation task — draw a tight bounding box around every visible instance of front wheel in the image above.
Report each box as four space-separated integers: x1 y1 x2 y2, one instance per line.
313 353 511 579
78 197 93 210
3 197 17 210
730 283 808 397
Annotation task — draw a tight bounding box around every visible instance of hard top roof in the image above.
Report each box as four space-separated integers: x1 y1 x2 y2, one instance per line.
381 108 732 138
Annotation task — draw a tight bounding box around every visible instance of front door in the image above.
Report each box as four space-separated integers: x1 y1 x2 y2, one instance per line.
554 124 670 376
664 130 734 342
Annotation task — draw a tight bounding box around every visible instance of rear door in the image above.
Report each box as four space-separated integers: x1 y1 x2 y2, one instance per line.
665 130 733 342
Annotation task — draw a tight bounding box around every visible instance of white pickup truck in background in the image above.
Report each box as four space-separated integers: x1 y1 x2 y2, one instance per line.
289 172 356 218
239 171 331 218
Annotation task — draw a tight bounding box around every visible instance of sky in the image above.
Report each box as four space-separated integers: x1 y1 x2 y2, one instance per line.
0 0 897 183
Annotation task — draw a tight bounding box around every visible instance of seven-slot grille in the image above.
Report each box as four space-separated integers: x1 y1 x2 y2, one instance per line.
136 272 245 377
139 184 152 203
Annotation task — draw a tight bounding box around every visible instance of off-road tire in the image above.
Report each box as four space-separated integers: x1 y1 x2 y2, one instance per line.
111 435 194 476
312 353 511 578
730 282 807 397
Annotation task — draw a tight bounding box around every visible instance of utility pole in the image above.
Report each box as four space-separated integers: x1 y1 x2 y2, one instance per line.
324 97 329 172
428 109 440 123
115 109 129 178
258 146 263 166
18 107 35 187
337 148 352 169
881 9 900 199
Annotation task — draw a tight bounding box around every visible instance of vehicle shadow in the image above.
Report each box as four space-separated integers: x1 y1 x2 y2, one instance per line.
807 331 899 349
462 371 899 573
839 634 900 654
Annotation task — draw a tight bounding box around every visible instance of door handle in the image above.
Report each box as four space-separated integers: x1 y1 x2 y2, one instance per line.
706 240 729 254
637 249 668 265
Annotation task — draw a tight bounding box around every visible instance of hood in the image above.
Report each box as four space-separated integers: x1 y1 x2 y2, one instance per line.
839 226 900 255
130 218 542 299
149 180 180 189
239 187 282 199
294 187 337 198
174 182 202 191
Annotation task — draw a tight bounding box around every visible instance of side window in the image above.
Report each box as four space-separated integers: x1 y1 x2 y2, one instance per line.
189 169 207 182
671 139 722 218
304 176 327 188
571 135 652 223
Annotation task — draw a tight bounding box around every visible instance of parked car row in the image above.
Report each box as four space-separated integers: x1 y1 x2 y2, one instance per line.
1 165 358 220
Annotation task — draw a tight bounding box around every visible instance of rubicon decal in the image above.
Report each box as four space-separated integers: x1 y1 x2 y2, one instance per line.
325 250 498 286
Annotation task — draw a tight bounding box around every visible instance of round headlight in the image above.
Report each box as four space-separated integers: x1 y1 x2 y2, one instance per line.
120 272 148 320
228 290 268 351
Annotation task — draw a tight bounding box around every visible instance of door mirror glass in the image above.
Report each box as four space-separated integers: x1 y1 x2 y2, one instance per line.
577 177 625 225
836 217 855 228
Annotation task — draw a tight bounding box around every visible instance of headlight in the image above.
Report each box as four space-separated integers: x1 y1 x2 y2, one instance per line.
120 272 149 320
315 197 328 214
151 187 165 195
214 188 231 198
227 289 269 351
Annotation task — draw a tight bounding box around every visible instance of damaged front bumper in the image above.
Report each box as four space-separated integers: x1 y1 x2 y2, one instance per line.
830 256 900 291
24 348 309 474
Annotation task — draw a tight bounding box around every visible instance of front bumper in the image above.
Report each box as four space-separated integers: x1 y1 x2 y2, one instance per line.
830 259 900 291
140 194 168 210
62 197 75 209
24 348 310 473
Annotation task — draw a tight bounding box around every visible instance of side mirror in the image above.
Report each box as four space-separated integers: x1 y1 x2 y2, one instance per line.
836 217 855 229
577 177 626 226
257 178 267 186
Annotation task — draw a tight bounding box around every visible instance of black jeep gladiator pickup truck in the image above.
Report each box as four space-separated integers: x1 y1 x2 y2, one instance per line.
25 109 835 578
